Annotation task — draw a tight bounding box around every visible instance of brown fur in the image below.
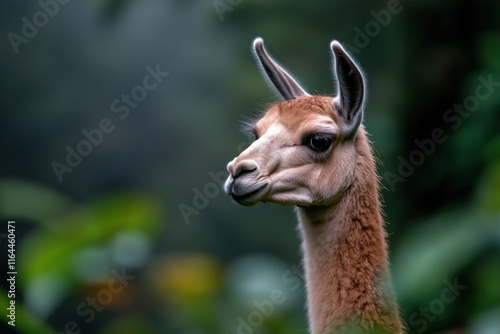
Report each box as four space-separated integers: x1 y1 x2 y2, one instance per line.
255 97 340 139
226 96 403 333
298 127 403 334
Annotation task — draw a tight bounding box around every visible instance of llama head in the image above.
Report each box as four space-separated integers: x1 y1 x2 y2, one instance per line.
224 38 365 207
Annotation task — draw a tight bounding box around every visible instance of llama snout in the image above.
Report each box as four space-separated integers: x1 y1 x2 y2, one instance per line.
225 159 268 205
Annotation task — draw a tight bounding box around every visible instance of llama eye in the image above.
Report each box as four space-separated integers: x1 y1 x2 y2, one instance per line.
306 134 334 152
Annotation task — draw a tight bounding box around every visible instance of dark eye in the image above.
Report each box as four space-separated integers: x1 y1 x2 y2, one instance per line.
306 134 334 152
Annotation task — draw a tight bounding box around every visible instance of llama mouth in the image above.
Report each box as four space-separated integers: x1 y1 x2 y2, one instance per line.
231 184 268 205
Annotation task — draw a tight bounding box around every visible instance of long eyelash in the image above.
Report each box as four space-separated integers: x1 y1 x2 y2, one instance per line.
238 101 273 139
240 121 256 138
301 133 335 145
303 133 336 163
239 117 259 139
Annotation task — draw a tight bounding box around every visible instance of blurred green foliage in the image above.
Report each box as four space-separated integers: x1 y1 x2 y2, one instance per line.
1 0 499 333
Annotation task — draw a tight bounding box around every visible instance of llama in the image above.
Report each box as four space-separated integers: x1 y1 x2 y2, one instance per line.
224 38 403 333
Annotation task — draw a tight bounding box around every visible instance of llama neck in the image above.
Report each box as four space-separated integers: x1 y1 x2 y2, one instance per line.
297 134 403 334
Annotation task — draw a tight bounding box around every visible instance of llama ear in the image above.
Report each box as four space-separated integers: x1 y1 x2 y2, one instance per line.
253 38 309 100
331 41 365 137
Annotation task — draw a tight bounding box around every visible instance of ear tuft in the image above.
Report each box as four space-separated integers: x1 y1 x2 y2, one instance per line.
330 40 343 54
253 37 264 50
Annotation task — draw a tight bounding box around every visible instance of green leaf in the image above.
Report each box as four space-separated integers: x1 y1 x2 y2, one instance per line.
393 209 495 304
0 178 73 225
476 161 500 212
0 287 56 334
18 193 163 286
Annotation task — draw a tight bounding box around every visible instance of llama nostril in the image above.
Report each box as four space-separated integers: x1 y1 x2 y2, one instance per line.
235 166 256 178
233 160 258 178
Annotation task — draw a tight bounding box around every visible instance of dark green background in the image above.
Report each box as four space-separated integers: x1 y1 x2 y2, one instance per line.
1 0 499 333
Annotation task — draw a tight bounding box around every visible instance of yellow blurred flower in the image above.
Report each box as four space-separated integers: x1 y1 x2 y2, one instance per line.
150 254 222 302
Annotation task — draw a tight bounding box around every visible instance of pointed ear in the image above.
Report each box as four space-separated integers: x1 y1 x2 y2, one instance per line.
330 41 365 137
253 38 308 100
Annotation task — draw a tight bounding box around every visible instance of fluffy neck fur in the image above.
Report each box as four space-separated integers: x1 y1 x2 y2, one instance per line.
297 129 403 334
